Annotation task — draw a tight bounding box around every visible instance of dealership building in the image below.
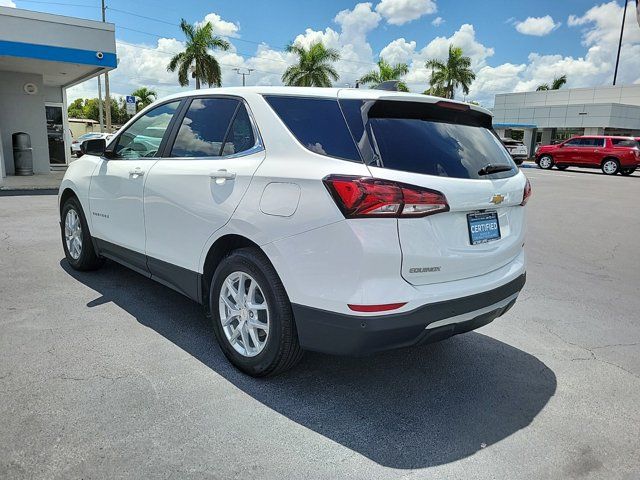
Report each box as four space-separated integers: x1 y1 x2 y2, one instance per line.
493 85 640 154
0 6 116 181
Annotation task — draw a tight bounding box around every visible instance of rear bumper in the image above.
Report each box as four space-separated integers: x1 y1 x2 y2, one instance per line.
292 273 526 356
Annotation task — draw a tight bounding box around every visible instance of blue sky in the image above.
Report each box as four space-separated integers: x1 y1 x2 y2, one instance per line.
4 0 640 105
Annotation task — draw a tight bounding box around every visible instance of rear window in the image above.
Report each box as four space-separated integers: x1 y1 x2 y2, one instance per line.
341 99 517 180
264 96 361 162
612 138 639 148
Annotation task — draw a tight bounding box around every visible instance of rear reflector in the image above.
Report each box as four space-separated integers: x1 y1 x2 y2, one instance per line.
348 302 406 312
521 178 532 206
323 175 449 218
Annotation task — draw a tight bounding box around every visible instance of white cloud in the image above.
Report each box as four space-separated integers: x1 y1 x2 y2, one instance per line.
0 0 16 6
66 1 640 110
199 13 240 38
375 0 437 26
431 16 444 27
514 15 560 36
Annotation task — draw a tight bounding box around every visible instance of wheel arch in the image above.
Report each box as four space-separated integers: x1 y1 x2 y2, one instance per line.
601 156 620 166
201 234 272 308
59 187 79 217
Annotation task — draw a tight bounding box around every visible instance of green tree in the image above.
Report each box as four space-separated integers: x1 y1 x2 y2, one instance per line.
536 75 567 91
423 84 448 97
359 59 409 92
167 18 230 89
425 45 476 99
67 98 85 118
132 87 157 111
282 41 340 87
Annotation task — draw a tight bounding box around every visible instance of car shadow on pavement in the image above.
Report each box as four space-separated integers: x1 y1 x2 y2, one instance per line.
61 259 557 470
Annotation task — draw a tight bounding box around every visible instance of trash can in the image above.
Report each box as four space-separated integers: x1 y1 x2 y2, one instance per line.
12 132 34 176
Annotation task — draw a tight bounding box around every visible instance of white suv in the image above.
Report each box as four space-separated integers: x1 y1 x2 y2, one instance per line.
59 87 529 376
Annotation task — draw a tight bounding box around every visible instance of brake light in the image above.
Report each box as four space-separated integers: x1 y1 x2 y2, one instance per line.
323 175 449 218
521 178 532 206
435 100 470 111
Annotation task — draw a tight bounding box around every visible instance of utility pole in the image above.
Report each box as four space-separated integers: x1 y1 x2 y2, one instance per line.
97 75 104 132
613 0 628 85
101 0 112 130
233 68 254 86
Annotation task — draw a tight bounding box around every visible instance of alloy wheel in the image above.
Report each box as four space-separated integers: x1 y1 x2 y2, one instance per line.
64 209 83 260
219 271 270 357
603 160 618 175
539 156 552 169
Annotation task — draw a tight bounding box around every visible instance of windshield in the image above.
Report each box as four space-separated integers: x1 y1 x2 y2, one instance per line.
340 99 517 180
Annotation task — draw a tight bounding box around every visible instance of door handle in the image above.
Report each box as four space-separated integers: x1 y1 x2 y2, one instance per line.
129 168 145 177
209 169 236 181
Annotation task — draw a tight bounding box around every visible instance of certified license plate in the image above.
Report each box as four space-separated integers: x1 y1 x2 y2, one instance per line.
467 211 501 245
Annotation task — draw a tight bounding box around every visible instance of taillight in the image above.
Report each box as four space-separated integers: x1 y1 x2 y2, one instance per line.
521 178 532 206
323 175 449 218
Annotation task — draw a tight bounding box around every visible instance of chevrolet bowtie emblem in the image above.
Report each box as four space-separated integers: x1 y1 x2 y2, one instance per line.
490 194 505 205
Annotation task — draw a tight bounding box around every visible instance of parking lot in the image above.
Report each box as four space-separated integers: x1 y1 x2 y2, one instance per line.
1 167 639 479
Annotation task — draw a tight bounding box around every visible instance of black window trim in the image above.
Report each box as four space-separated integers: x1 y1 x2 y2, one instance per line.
105 98 187 160
160 94 264 160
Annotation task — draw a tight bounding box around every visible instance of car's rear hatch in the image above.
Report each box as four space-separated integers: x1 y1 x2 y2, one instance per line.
338 93 527 286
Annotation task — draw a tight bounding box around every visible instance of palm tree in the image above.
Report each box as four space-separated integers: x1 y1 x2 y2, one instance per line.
282 42 340 87
536 75 567 91
425 45 475 99
423 83 448 97
359 59 409 92
132 87 157 111
167 18 230 89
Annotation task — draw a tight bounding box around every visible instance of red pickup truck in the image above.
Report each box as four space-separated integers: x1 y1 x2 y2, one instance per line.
536 136 639 176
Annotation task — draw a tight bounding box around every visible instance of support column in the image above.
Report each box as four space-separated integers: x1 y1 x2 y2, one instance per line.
540 129 553 145
523 128 537 157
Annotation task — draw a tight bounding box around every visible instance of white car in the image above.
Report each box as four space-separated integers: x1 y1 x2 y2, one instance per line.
501 138 529 165
71 132 114 157
59 87 529 376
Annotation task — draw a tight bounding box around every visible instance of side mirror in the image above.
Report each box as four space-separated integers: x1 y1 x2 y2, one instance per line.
81 138 107 156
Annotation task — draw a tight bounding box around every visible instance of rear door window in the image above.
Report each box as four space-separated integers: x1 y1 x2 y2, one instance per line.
612 138 639 147
170 98 240 157
264 96 361 162
341 99 516 180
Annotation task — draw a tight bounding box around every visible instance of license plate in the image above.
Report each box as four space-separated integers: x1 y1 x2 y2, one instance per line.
467 211 501 245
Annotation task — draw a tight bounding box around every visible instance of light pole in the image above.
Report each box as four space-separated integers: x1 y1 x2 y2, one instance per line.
233 68 254 86
613 0 629 85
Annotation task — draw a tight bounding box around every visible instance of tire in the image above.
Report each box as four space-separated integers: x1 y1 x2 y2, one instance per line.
556 165 569 171
61 197 104 271
209 247 303 377
538 155 553 169
601 158 620 175
620 167 636 176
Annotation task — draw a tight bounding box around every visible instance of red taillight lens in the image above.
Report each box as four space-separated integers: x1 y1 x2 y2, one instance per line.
521 178 532 206
323 175 449 218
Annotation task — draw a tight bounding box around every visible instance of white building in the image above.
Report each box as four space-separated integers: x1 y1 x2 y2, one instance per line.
493 85 640 154
0 7 116 180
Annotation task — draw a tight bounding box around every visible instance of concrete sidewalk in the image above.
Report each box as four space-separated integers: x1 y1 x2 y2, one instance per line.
0 170 64 194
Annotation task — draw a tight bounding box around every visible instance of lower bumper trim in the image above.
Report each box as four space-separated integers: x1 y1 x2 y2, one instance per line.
292 273 526 356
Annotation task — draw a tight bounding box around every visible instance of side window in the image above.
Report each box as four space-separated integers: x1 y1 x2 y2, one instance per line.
565 139 581 146
221 103 257 156
114 101 180 159
170 98 239 157
264 96 361 162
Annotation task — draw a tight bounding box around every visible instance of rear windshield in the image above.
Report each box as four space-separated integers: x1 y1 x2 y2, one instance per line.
341 99 517 180
611 138 639 148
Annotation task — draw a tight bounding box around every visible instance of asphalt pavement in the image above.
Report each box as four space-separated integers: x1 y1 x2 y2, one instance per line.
1 167 638 479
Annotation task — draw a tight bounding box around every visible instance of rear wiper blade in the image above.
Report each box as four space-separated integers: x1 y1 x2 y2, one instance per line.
478 163 513 176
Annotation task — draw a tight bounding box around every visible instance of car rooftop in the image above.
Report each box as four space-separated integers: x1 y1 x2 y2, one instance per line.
154 86 493 117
